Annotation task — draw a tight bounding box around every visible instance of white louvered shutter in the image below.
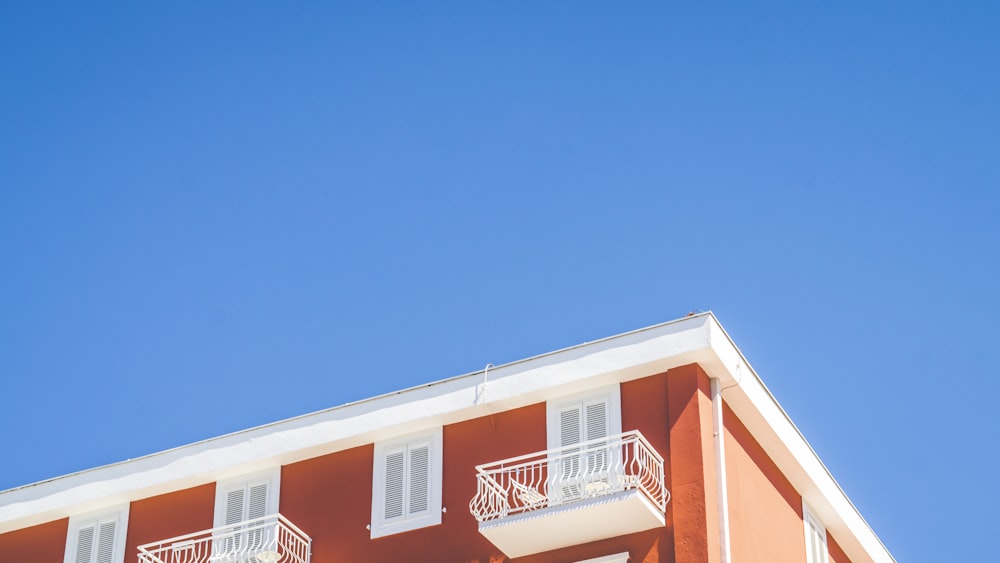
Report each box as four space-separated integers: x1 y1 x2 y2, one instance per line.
383 448 406 520
247 482 270 550
559 406 582 448
408 443 430 515
558 399 609 447
584 399 610 475
72 517 118 563
225 487 245 526
248 482 269 520
383 442 431 521
95 520 116 563
558 404 584 498
223 480 271 523
556 398 612 499
221 480 271 553
74 525 95 563
370 429 441 537
584 400 609 442
222 486 245 552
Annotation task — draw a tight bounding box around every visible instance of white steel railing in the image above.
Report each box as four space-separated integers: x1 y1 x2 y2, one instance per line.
469 430 668 522
137 514 311 563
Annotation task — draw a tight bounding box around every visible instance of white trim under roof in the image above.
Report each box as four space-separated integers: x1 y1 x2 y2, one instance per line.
0 313 893 563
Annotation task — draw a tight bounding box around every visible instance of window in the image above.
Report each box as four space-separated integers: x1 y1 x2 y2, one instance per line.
370 427 443 538
214 469 281 555
546 385 622 502
803 502 829 563
63 505 129 563
547 385 622 450
215 469 280 527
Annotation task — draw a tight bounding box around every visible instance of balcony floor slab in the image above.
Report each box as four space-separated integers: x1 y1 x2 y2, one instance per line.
478 489 665 558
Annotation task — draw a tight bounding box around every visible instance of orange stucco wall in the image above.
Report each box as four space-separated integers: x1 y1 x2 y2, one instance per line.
279 442 378 561
124 483 216 563
0 518 68 563
723 401 805 562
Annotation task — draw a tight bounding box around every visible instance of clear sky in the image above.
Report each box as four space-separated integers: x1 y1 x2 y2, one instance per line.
1 2 997 561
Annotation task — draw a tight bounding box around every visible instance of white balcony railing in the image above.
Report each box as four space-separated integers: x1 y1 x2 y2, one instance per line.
137 514 311 563
469 430 668 522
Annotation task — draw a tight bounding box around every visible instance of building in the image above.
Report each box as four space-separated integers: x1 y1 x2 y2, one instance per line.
0 313 894 562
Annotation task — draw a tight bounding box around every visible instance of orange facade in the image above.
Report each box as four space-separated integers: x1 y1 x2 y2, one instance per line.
0 518 68 563
124 484 216 563
723 401 805 562
1 365 843 563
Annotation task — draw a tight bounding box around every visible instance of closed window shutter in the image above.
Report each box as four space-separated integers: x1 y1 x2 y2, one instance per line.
584 400 610 474
74 525 95 563
248 483 269 520
221 480 271 553
559 406 582 448
225 488 246 525
72 518 118 563
408 444 430 515
558 405 584 497
558 399 609 447
370 429 441 537
222 487 245 553
556 399 612 498
95 520 116 563
384 449 406 520
584 400 608 441
247 482 270 550
382 443 432 521
223 480 271 524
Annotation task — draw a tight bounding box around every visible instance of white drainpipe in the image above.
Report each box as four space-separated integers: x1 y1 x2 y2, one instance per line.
711 377 733 563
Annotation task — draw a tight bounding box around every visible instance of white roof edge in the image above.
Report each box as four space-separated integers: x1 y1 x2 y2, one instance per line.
0 313 895 563
699 315 895 563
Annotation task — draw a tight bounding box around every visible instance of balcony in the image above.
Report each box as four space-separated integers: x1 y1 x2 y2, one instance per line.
137 514 311 563
469 430 669 558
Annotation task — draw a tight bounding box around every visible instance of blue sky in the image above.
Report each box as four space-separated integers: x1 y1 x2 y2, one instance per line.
1 2 997 561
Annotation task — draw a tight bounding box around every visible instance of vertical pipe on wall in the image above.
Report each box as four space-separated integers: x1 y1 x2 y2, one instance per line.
711 377 733 563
